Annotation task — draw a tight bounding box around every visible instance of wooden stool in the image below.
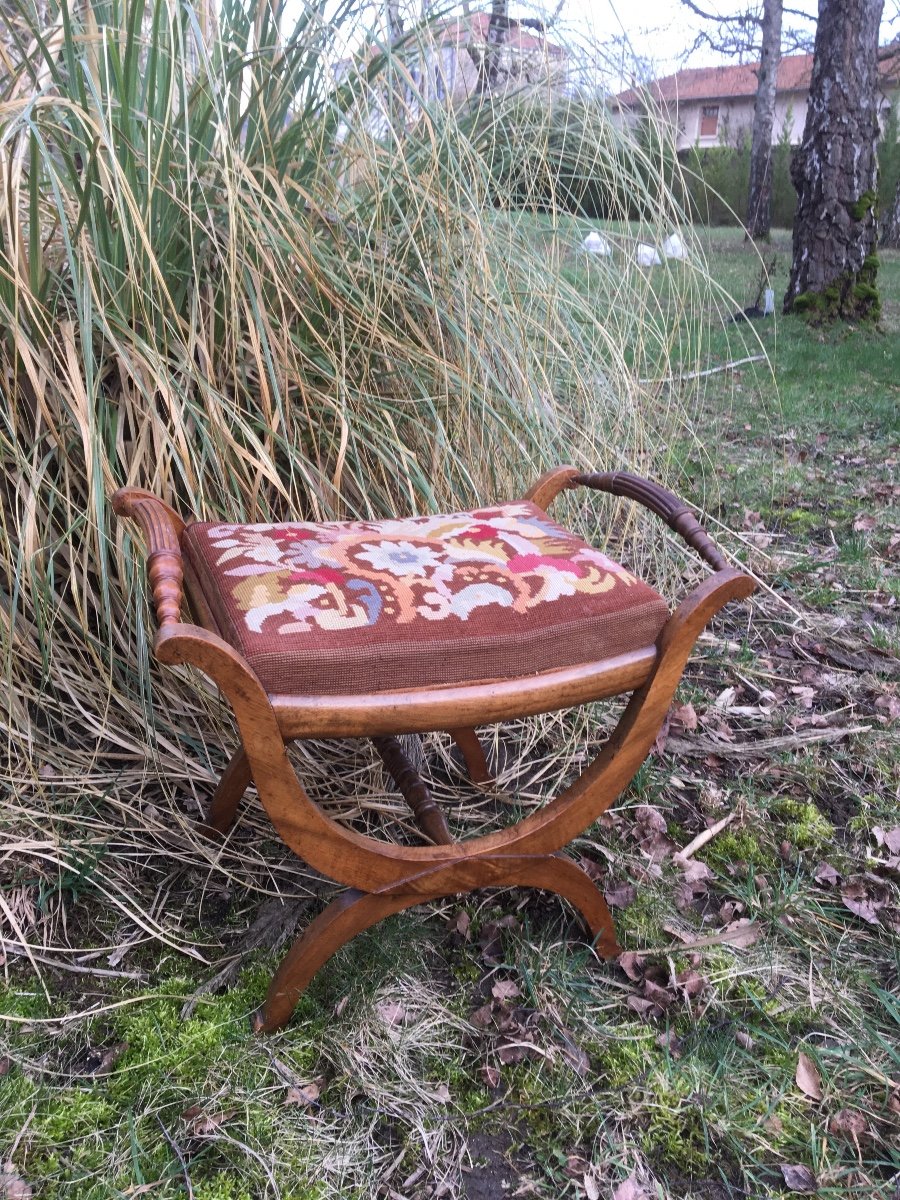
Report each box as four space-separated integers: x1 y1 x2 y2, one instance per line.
113 468 754 1032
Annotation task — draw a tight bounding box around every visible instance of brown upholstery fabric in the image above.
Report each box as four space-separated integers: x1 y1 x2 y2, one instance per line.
181 503 668 696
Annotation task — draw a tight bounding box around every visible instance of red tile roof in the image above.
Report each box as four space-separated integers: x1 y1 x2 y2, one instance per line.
436 11 565 57
616 50 900 108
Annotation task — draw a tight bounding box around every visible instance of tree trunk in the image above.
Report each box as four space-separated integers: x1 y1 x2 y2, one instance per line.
386 0 404 41
883 176 900 247
479 0 510 93
784 0 884 320
745 0 783 240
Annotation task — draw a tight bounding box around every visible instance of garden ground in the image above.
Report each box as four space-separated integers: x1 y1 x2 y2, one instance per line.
1 229 898 1200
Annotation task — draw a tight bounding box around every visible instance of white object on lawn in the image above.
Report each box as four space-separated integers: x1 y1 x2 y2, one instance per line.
636 243 662 267
663 231 688 260
763 288 775 315
582 231 612 255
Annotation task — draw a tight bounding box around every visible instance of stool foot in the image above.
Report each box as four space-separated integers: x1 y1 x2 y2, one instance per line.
252 854 619 1033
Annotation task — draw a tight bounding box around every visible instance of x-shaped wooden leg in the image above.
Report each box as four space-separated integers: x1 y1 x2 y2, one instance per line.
252 852 621 1033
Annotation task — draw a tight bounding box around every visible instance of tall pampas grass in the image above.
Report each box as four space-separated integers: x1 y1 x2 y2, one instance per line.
1 0 719 949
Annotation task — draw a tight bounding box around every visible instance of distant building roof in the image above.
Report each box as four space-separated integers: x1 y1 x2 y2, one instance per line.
615 50 900 108
436 10 566 58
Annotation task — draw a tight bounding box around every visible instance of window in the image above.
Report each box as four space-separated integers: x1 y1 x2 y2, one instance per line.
700 105 719 138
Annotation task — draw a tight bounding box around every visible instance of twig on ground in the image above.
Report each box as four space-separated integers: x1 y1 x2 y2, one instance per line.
156 1115 194 1200
2 942 148 980
665 724 870 759
675 811 736 862
639 354 766 385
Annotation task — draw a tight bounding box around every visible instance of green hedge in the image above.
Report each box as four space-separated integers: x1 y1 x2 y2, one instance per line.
680 107 900 231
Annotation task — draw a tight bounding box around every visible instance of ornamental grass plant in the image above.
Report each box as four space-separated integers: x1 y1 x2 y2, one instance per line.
0 1 725 984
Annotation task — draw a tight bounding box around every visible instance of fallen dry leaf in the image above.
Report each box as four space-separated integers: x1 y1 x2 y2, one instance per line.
583 1174 600 1200
852 514 876 532
80 1041 128 1077
182 1106 238 1135
633 805 676 861
681 859 714 885
559 1043 591 1076
0 1167 31 1200
873 826 900 855
828 1109 868 1139
626 995 657 1019
447 911 471 940
376 1000 409 1027
480 1064 500 1088
429 1083 451 1104
284 1080 321 1107
840 876 891 925
612 1176 649 1200
563 1155 590 1179
604 880 637 908
479 915 520 962
813 861 841 887
796 1053 823 1101
721 918 761 948
874 693 900 720
470 1003 494 1030
670 701 698 732
780 1163 817 1193
491 980 520 1002
735 1030 754 1051
656 1028 683 1059
617 951 645 982
0 1058 9 1077
675 968 708 1000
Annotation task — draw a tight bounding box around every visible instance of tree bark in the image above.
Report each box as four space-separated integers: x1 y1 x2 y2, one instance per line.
883 176 900 248
386 0 404 42
745 0 783 240
784 0 885 320
479 0 510 93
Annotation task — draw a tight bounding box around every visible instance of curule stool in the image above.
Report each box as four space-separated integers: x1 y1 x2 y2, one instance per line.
113 467 754 1033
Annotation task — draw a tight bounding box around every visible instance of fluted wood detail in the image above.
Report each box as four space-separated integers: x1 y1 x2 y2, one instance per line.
574 471 730 572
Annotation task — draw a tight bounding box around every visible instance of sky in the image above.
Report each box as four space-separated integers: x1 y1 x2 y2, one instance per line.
502 0 899 85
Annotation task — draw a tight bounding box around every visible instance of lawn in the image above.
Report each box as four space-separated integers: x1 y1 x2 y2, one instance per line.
1 229 898 1200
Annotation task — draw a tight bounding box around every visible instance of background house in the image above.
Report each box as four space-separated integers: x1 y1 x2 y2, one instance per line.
613 51 900 150
335 11 568 117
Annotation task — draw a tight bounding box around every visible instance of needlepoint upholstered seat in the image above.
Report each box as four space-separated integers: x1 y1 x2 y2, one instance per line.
181 504 670 696
114 467 754 1033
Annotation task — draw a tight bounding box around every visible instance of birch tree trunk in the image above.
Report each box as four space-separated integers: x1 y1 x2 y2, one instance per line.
784 0 885 319
479 0 510 93
745 0 783 240
883 177 900 247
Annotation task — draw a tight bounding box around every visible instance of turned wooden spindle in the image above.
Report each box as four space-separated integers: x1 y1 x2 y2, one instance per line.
372 735 453 845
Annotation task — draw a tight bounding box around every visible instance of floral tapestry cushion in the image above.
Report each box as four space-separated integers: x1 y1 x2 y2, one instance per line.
181 503 669 696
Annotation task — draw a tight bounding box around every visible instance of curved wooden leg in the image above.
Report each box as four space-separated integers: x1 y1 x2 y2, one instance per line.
199 746 252 837
251 852 619 1033
449 728 492 785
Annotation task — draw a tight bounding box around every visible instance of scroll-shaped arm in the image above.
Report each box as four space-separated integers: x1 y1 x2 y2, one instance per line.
111 488 187 628
572 471 730 573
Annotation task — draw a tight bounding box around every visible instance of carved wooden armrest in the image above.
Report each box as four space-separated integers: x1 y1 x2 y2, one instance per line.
572 471 731 573
112 488 187 628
